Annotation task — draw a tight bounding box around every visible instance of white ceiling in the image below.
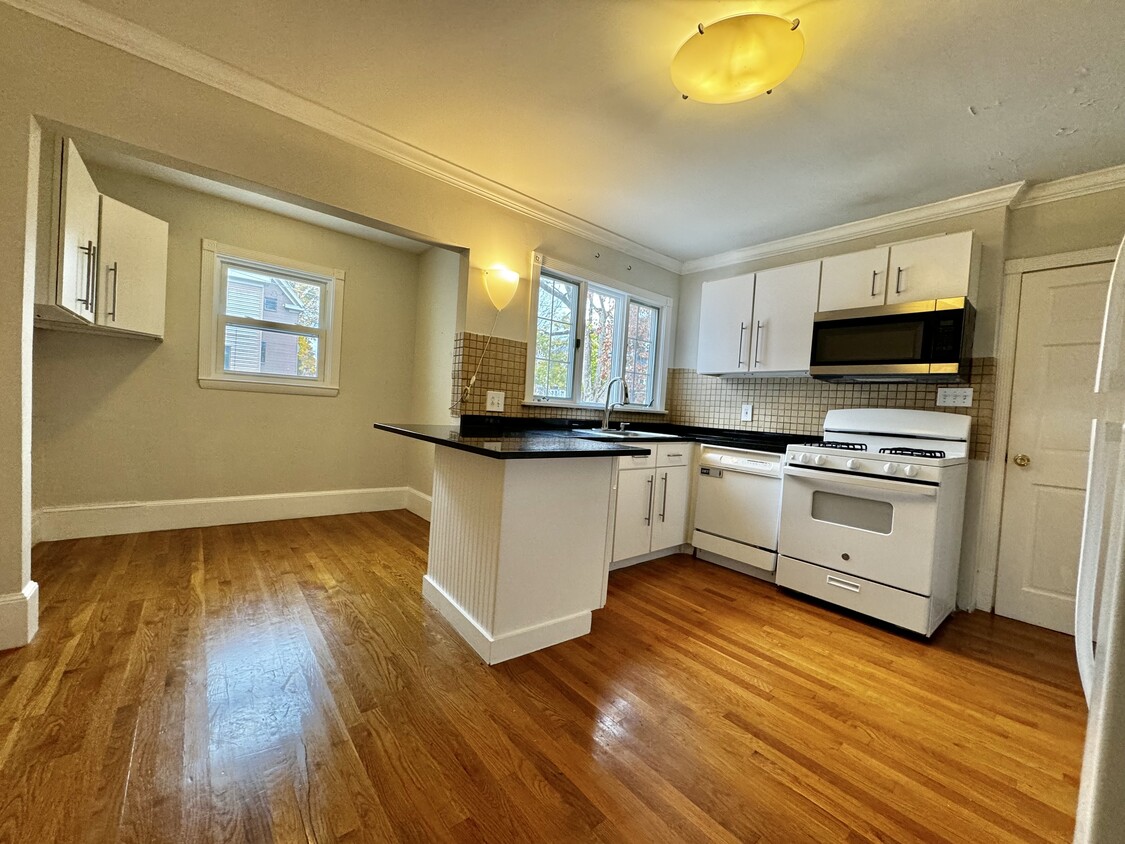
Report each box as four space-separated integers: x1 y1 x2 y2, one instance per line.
71 0 1125 264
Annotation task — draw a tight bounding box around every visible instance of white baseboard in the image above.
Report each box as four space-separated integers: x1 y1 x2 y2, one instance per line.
0 581 39 650
422 575 591 665
35 486 411 542
405 488 432 522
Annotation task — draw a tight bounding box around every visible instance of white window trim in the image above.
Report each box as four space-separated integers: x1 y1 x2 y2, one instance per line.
198 239 346 397
524 252 672 413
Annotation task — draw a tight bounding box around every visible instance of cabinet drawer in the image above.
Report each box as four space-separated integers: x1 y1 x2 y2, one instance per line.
776 556 930 635
618 452 656 470
657 443 692 467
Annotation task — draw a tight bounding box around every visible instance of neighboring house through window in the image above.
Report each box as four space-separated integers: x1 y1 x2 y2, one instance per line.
198 240 346 396
526 254 671 411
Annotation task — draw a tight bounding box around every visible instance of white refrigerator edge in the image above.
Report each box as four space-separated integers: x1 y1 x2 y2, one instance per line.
1073 231 1125 843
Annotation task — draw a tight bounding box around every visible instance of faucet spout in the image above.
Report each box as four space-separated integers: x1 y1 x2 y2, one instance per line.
602 377 630 429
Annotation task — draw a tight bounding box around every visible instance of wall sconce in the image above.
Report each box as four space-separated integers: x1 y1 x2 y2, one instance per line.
671 14 804 103
483 265 521 312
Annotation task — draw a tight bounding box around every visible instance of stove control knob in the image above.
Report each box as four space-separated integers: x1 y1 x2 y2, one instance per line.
813 454 827 466
903 465 919 478
846 458 859 470
795 453 808 464
883 463 897 475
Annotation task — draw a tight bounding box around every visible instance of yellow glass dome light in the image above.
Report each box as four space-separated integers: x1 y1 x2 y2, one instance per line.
671 14 804 104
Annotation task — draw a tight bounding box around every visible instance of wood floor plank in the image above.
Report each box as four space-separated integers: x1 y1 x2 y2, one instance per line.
0 511 1087 842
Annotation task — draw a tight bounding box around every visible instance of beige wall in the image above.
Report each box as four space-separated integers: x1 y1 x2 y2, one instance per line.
33 166 421 507
403 246 463 497
1007 185 1125 259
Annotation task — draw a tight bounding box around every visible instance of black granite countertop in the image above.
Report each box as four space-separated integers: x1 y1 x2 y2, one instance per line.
457 416 817 454
376 417 817 458
373 423 654 459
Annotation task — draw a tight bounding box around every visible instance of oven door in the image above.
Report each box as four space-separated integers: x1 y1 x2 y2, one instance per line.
779 465 939 595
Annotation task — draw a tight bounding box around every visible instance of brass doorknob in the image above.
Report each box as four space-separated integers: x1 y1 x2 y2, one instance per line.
1013 453 1031 467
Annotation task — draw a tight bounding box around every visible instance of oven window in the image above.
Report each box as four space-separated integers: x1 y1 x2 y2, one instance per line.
811 491 893 534
813 320 925 364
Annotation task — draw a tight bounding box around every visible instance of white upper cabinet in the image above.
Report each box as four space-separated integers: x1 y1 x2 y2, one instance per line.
818 247 890 312
56 139 100 323
886 231 978 304
751 261 821 375
817 232 979 312
696 273 755 375
38 137 169 339
97 197 169 338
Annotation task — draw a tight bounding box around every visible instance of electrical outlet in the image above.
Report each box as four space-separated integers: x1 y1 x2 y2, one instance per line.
485 390 505 412
936 387 973 407
741 403 754 422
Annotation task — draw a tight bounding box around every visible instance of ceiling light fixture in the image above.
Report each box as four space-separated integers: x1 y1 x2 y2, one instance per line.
483 265 521 312
671 13 804 104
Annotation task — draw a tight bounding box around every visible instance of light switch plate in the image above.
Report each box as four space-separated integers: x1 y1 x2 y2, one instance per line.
741 403 754 422
486 390 505 412
936 387 973 407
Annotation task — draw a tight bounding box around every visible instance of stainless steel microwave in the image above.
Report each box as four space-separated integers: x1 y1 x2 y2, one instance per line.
809 298 975 382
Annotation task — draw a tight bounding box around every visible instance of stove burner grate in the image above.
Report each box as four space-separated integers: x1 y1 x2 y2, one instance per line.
879 447 947 459
806 441 867 451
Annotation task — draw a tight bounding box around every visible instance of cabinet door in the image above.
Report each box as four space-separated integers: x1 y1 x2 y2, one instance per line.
887 231 977 304
56 139 100 322
751 261 821 374
818 247 889 311
651 465 691 551
97 196 169 338
612 469 655 562
696 274 755 375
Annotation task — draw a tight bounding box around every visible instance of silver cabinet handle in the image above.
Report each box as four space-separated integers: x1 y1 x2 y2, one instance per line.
89 242 97 313
753 320 764 367
895 266 905 294
107 261 119 320
644 475 654 525
870 269 879 297
827 575 861 593
736 321 747 367
77 242 93 307
659 472 668 522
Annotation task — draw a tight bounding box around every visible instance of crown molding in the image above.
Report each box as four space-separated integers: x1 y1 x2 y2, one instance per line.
5 0 684 274
1012 162 1125 209
682 182 1027 275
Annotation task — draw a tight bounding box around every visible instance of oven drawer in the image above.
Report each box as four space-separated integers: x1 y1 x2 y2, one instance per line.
777 556 931 635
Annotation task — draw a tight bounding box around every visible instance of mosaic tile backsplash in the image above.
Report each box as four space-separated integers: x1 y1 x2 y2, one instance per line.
451 332 996 459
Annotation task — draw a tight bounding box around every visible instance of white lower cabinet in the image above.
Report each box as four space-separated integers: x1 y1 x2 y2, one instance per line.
611 443 692 563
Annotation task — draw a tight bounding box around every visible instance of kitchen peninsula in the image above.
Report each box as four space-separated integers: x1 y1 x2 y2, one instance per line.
372 422 664 663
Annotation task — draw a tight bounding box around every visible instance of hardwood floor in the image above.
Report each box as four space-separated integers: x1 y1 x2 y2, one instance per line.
1 511 1086 843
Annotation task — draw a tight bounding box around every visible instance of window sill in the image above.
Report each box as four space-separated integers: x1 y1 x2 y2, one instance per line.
199 376 339 397
521 400 667 415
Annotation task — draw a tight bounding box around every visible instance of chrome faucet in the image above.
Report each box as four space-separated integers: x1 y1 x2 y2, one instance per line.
602 377 630 429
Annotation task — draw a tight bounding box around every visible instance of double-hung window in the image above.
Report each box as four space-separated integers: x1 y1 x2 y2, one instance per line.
199 240 346 396
526 255 670 410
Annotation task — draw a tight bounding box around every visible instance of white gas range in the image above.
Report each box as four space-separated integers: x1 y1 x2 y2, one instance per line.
777 408 970 636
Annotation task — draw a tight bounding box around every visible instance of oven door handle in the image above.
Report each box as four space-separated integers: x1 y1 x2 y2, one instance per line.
784 465 938 497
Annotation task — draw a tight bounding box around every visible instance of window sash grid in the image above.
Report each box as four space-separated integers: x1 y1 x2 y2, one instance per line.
220 314 329 338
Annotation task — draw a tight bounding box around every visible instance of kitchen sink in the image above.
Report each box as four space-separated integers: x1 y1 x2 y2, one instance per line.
576 428 678 440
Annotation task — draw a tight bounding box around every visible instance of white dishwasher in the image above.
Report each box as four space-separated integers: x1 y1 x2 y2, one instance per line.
692 446 783 576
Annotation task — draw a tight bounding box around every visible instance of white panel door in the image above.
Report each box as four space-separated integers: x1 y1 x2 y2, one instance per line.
995 262 1112 632
651 465 690 551
56 139 100 322
751 261 821 374
696 274 755 375
886 231 976 304
97 196 169 337
818 247 889 312
612 469 654 562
